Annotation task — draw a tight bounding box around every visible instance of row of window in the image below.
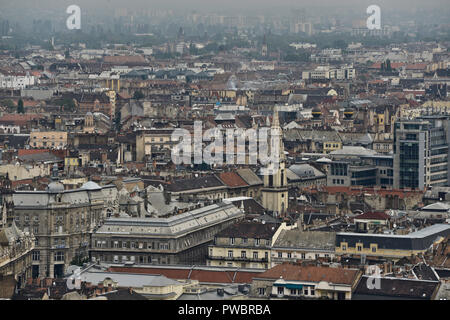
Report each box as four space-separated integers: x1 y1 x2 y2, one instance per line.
325 143 339 149
226 250 268 260
32 142 64 147
228 237 270 246
340 243 377 253
105 255 163 264
332 179 345 185
32 251 65 262
274 286 316 297
275 252 330 259
95 240 170 250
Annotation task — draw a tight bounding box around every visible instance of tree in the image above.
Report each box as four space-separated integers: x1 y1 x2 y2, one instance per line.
386 59 392 72
133 90 144 100
2 99 14 110
115 110 122 132
333 39 347 50
59 98 76 112
17 99 24 113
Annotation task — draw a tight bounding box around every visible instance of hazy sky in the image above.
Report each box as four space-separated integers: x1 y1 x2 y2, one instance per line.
1 0 449 10
0 0 448 25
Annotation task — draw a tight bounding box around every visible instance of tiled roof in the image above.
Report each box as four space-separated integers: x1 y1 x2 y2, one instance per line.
166 175 225 192
0 114 42 125
256 263 360 285
354 211 390 221
236 169 263 186
18 149 50 156
108 266 261 284
216 221 279 239
273 230 336 250
104 55 146 64
230 198 266 215
306 186 424 199
219 172 249 188
354 276 439 300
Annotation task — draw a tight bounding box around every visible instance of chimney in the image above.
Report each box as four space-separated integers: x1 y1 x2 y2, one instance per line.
297 212 304 230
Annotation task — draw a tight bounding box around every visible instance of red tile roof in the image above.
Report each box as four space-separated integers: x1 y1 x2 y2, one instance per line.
11 179 33 189
104 55 146 64
0 114 43 127
18 149 50 157
218 172 249 188
255 263 360 285
108 266 261 284
305 186 424 199
370 62 405 69
354 211 390 221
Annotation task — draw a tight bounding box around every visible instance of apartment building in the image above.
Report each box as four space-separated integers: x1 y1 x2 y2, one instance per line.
270 230 336 267
30 131 68 149
250 263 361 300
207 221 282 269
335 224 450 259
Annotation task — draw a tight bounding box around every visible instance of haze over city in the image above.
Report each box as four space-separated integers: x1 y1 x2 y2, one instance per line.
0 0 449 308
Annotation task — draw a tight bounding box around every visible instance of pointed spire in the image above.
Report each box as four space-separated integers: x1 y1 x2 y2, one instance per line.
272 108 280 129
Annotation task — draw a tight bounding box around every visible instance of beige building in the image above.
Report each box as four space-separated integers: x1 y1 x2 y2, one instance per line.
136 129 175 162
0 163 51 181
335 224 450 259
0 222 34 288
250 263 362 300
79 269 191 300
30 131 68 149
271 229 336 267
207 221 282 270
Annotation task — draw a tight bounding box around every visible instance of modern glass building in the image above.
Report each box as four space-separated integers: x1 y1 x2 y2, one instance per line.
394 115 450 190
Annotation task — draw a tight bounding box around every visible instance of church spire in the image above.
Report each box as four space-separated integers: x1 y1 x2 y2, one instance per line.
271 108 285 161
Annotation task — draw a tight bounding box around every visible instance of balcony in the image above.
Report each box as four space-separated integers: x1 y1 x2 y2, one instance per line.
52 244 67 249
208 255 268 263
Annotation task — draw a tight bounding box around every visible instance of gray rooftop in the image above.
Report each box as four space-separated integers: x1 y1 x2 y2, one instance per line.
273 229 336 251
79 270 181 288
96 202 243 237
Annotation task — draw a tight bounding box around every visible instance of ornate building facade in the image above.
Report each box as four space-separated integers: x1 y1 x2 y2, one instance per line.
12 180 117 278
